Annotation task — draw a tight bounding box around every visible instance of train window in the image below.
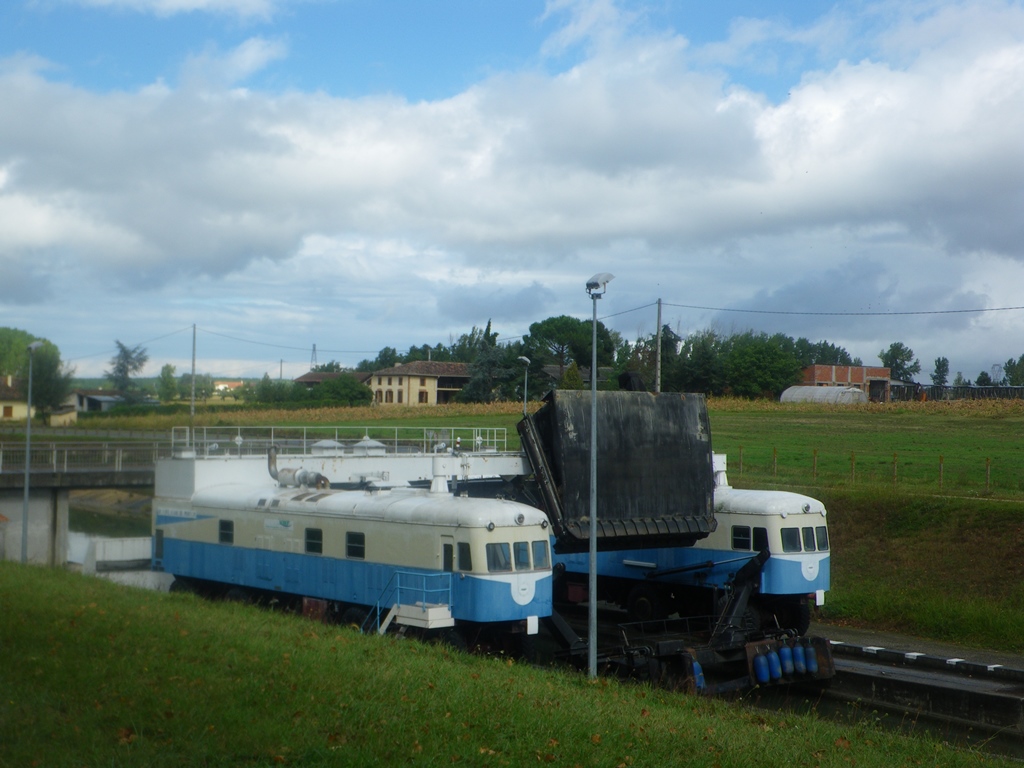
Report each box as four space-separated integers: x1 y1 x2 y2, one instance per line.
731 526 752 550
219 520 234 544
532 541 550 570
753 527 769 551
802 527 816 551
816 526 829 551
780 527 802 553
457 542 472 571
513 542 531 571
486 543 512 572
346 532 365 559
305 528 323 555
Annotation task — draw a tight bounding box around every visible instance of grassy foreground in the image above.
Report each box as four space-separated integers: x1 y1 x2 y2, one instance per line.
0 564 1008 768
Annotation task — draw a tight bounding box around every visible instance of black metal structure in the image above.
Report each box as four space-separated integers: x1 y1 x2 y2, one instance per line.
517 390 715 552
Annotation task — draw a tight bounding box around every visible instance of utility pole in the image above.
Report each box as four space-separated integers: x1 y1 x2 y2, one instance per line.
190 324 196 447
655 298 662 394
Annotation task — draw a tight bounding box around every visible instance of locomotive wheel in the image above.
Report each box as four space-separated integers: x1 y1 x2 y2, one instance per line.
429 628 468 652
627 585 668 622
341 607 369 630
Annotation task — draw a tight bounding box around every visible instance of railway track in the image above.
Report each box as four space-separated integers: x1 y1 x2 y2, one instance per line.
548 606 1024 758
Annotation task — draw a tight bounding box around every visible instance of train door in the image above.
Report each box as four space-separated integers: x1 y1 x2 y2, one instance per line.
441 536 454 572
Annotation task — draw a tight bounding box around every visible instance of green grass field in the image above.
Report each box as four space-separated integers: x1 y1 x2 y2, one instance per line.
7 397 1024 764
0 564 1011 767
707 398 1024 498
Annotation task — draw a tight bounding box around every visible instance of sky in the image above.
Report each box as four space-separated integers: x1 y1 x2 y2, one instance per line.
2 0 1024 383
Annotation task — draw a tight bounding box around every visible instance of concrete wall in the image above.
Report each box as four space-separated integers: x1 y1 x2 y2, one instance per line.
0 487 69 566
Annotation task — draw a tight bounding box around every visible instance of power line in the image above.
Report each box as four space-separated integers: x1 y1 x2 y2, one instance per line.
660 302 1024 317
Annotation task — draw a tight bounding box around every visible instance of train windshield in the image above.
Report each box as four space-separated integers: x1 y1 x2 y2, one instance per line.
781 525 830 553
486 540 552 572
486 543 512 572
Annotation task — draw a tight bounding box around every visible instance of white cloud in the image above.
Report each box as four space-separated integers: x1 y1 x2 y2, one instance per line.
4 1 1024 378
68 0 279 21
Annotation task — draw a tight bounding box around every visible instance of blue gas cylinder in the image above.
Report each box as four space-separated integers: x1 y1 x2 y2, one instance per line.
792 643 807 675
692 660 705 692
753 653 770 684
778 645 794 676
805 643 819 675
766 650 782 680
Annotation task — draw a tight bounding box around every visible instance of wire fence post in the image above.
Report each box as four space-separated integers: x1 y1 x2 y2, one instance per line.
892 452 898 488
813 448 818 482
772 447 777 477
850 452 856 485
938 455 944 491
986 457 991 494
738 446 743 476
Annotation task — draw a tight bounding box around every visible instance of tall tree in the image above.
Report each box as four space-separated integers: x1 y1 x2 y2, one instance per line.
878 342 921 382
1004 355 1024 386
458 344 514 403
157 364 178 402
525 315 615 377
0 327 39 375
666 329 725 395
794 338 854 367
722 331 803 399
105 341 149 404
19 342 75 416
449 322 499 363
356 346 400 372
930 357 950 386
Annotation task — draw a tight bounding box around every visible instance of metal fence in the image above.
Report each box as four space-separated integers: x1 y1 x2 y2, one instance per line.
171 425 509 456
0 425 510 476
0 442 169 474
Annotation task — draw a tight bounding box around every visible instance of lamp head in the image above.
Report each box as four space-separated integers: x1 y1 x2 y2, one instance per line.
27 341 43 353
586 272 615 296
517 356 531 365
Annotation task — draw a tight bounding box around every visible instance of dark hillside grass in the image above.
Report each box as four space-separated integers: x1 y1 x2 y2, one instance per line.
0 563 1009 767
817 490 1024 651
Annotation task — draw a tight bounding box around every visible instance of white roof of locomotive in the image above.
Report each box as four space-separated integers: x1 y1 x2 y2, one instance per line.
191 483 549 530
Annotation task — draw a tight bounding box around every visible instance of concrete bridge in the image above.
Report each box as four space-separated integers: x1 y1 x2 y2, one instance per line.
0 441 162 566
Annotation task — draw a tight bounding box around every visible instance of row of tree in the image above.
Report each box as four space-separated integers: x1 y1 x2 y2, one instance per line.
3 322 1019 418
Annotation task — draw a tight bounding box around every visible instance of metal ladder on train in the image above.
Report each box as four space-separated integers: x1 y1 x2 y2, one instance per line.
361 570 455 635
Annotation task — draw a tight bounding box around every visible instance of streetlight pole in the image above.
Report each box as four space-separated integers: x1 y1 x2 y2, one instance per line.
22 341 42 564
517 356 530 417
585 272 613 679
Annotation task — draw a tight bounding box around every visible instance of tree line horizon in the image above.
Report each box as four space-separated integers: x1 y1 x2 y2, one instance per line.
1 320 1018 417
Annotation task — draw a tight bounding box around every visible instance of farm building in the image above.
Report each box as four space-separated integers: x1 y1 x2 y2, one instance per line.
781 386 869 404
801 365 890 402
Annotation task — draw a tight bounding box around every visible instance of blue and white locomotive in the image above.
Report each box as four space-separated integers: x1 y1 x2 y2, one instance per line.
152 448 553 647
552 455 829 634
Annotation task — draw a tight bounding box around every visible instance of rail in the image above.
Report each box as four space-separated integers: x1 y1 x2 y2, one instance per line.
171 425 508 456
0 424 509 476
0 442 169 474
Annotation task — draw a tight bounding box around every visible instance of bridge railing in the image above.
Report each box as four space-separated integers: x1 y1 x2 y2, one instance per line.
0 424 510 474
0 442 171 474
171 425 508 456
